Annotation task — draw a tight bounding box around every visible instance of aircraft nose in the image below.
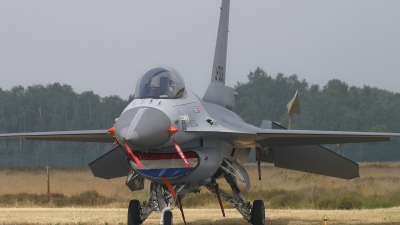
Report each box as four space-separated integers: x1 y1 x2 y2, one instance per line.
115 107 171 149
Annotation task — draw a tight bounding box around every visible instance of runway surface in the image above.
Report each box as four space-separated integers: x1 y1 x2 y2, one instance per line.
1 207 399 224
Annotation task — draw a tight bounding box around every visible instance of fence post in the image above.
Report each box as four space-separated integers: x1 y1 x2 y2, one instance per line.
47 166 51 203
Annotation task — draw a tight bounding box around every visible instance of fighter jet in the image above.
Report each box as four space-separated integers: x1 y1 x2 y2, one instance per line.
1 1 400 225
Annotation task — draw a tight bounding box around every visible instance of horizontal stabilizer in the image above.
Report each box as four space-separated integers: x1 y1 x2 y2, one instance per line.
260 145 359 179
89 149 130 179
259 120 359 179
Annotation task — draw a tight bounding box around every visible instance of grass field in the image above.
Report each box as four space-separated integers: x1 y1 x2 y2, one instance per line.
1 163 400 210
1 207 400 225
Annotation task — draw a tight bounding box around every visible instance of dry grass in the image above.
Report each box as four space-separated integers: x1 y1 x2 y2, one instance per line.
1 208 400 225
244 162 400 192
0 166 132 198
1 162 400 209
0 166 143 207
1 163 400 224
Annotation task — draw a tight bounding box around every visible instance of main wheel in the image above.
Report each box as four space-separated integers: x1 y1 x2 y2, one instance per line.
127 200 141 225
163 210 173 225
251 200 265 225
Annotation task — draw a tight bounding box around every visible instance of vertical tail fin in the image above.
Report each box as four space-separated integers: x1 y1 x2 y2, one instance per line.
203 0 236 110
211 0 230 84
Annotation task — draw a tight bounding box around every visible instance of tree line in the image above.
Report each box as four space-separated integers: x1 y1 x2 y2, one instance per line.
0 83 133 155
1 68 400 161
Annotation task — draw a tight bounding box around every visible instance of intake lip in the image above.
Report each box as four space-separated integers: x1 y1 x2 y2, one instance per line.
115 107 171 149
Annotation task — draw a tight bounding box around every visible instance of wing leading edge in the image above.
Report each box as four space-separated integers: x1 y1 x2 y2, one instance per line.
0 130 114 143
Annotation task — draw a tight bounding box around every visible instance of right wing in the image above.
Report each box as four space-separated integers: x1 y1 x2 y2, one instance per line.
0 130 114 143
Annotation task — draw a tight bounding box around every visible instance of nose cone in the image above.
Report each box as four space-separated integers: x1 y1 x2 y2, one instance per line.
115 107 171 149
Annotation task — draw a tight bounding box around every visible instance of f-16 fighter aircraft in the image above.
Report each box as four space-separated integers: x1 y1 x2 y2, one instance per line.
1 1 400 224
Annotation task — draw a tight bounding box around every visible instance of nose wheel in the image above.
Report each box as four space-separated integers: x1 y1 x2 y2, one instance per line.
161 209 173 225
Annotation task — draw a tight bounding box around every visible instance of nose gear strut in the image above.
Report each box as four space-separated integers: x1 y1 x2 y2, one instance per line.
127 181 199 225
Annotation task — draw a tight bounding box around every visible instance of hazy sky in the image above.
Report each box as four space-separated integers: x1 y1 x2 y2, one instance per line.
1 1 400 99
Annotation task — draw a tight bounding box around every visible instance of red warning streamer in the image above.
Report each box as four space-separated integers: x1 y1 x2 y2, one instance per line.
257 147 261 180
173 140 191 168
162 176 176 198
177 195 187 225
123 142 143 169
215 185 225 217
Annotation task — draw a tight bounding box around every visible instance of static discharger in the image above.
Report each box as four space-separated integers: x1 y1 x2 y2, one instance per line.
322 214 329 225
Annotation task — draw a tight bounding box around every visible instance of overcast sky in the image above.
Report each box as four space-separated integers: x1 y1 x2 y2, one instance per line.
1 1 400 100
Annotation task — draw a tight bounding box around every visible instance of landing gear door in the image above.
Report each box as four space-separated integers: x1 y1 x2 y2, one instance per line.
126 170 145 191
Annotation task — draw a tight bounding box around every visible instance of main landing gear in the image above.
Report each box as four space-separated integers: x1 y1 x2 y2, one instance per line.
205 174 266 225
251 200 266 225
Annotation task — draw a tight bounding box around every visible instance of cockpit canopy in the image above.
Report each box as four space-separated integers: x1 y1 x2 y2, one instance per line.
135 66 185 99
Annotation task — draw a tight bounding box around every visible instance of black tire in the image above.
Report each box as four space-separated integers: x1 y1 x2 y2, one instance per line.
251 200 265 225
127 200 141 225
163 210 173 225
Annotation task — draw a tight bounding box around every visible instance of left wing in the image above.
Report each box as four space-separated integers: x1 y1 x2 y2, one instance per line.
255 122 397 180
0 130 114 143
256 129 395 148
187 124 400 179
191 102 400 148
185 125 399 148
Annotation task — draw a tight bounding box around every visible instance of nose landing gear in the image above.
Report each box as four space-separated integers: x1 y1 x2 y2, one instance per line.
160 206 173 225
127 181 197 225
